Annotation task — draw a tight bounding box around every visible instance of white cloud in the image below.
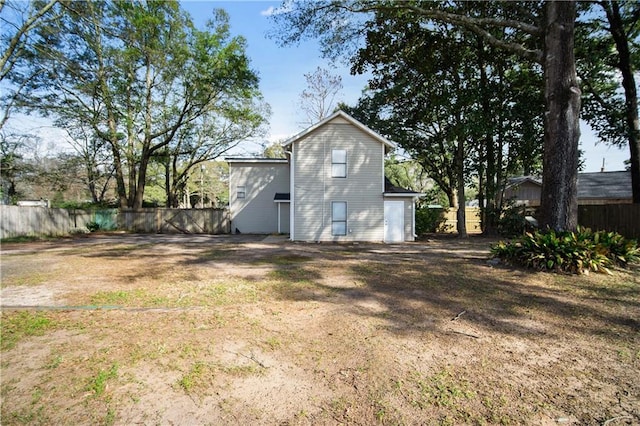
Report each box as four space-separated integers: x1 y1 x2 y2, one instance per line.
260 6 276 16
260 2 293 17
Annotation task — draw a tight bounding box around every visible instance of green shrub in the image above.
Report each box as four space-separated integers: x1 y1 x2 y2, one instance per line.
415 207 448 235
493 204 530 237
86 221 101 232
491 227 639 274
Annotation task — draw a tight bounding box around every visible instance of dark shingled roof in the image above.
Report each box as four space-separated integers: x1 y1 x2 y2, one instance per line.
506 172 632 200
577 171 632 199
274 193 290 201
384 177 421 194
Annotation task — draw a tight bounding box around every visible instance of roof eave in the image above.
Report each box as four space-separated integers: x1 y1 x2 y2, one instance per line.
384 192 424 199
282 110 396 150
225 157 288 164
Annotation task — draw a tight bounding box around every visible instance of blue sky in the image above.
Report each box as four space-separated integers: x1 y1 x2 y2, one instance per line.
181 1 629 172
6 0 630 172
182 1 371 150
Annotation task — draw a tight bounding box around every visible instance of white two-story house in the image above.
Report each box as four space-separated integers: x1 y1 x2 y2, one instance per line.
227 111 422 242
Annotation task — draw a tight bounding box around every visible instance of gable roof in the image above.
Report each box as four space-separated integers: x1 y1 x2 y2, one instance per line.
577 171 631 199
282 110 396 150
225 157 288 164
506 171 632 200
506 176 542 188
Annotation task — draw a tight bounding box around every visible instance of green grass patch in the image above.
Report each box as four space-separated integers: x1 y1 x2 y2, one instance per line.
1 311 56 350
87 363 119 397
90 290 145 306
400 369 475 409
177 361 210 393
89 289 169 307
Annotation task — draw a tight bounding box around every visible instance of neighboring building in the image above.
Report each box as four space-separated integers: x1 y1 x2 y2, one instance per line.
227 111 422 242
503 176 542 207
576 171 632 205
503 171 632 206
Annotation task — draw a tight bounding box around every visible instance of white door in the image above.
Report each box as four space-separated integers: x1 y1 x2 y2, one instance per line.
384 201 404 243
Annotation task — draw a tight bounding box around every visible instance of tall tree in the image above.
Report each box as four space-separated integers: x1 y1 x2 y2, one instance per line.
0 132 35 203
271 0 582 232
64 122 114 204
577 1 640 202
299 66 343 125
161 105 266 207
13 1 268 209
332 4 544 235
0 0 62 130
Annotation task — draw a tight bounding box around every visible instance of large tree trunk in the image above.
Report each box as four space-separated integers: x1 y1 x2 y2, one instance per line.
604 1 640 203
539 1 581 231
455 139 467 237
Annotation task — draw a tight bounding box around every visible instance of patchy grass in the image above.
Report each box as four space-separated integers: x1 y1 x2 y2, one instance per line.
177 361 210 393
87 363 119 397
1 235 638 425
0 311 56 350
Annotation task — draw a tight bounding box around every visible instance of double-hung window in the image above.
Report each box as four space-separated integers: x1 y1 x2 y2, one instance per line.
237 185 246 199
331 149 347 178
332 201 347 236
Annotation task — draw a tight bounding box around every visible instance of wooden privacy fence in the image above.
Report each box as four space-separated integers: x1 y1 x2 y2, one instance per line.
578 204 640 239
118 208 230 234
0 206 230 238
0 206 118 239
443 207 482 234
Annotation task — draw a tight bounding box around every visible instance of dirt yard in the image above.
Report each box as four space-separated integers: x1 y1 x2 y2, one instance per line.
1 233 638 425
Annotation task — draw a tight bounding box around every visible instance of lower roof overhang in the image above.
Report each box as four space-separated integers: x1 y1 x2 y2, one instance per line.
383 192 424 199
274 193 291 202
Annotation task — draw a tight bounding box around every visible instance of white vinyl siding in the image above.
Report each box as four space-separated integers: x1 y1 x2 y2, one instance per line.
331 149 347 178
331 202 347 235
292 121 385 241
228 162 290 234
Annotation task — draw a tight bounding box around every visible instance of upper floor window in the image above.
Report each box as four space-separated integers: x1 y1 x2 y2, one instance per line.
331 149 347 178
237 185 246 199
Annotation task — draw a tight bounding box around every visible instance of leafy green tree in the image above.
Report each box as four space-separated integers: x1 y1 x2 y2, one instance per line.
576 1 639 202
0 132 35 203
384 156 432 195
262 141 286 158
346 21 478 237
271 0 582 232
0 0 60 130
12 1 268 209
342 5 543 235
64 122 114 204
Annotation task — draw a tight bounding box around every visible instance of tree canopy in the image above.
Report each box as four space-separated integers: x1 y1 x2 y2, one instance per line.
576 1 639 202
270 0 583 232
341 5 544 234
5 0 269 209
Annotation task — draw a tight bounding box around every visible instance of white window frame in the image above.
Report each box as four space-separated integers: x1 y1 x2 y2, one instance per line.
331 149 347 178
331 201 347 236
237 185 246 199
